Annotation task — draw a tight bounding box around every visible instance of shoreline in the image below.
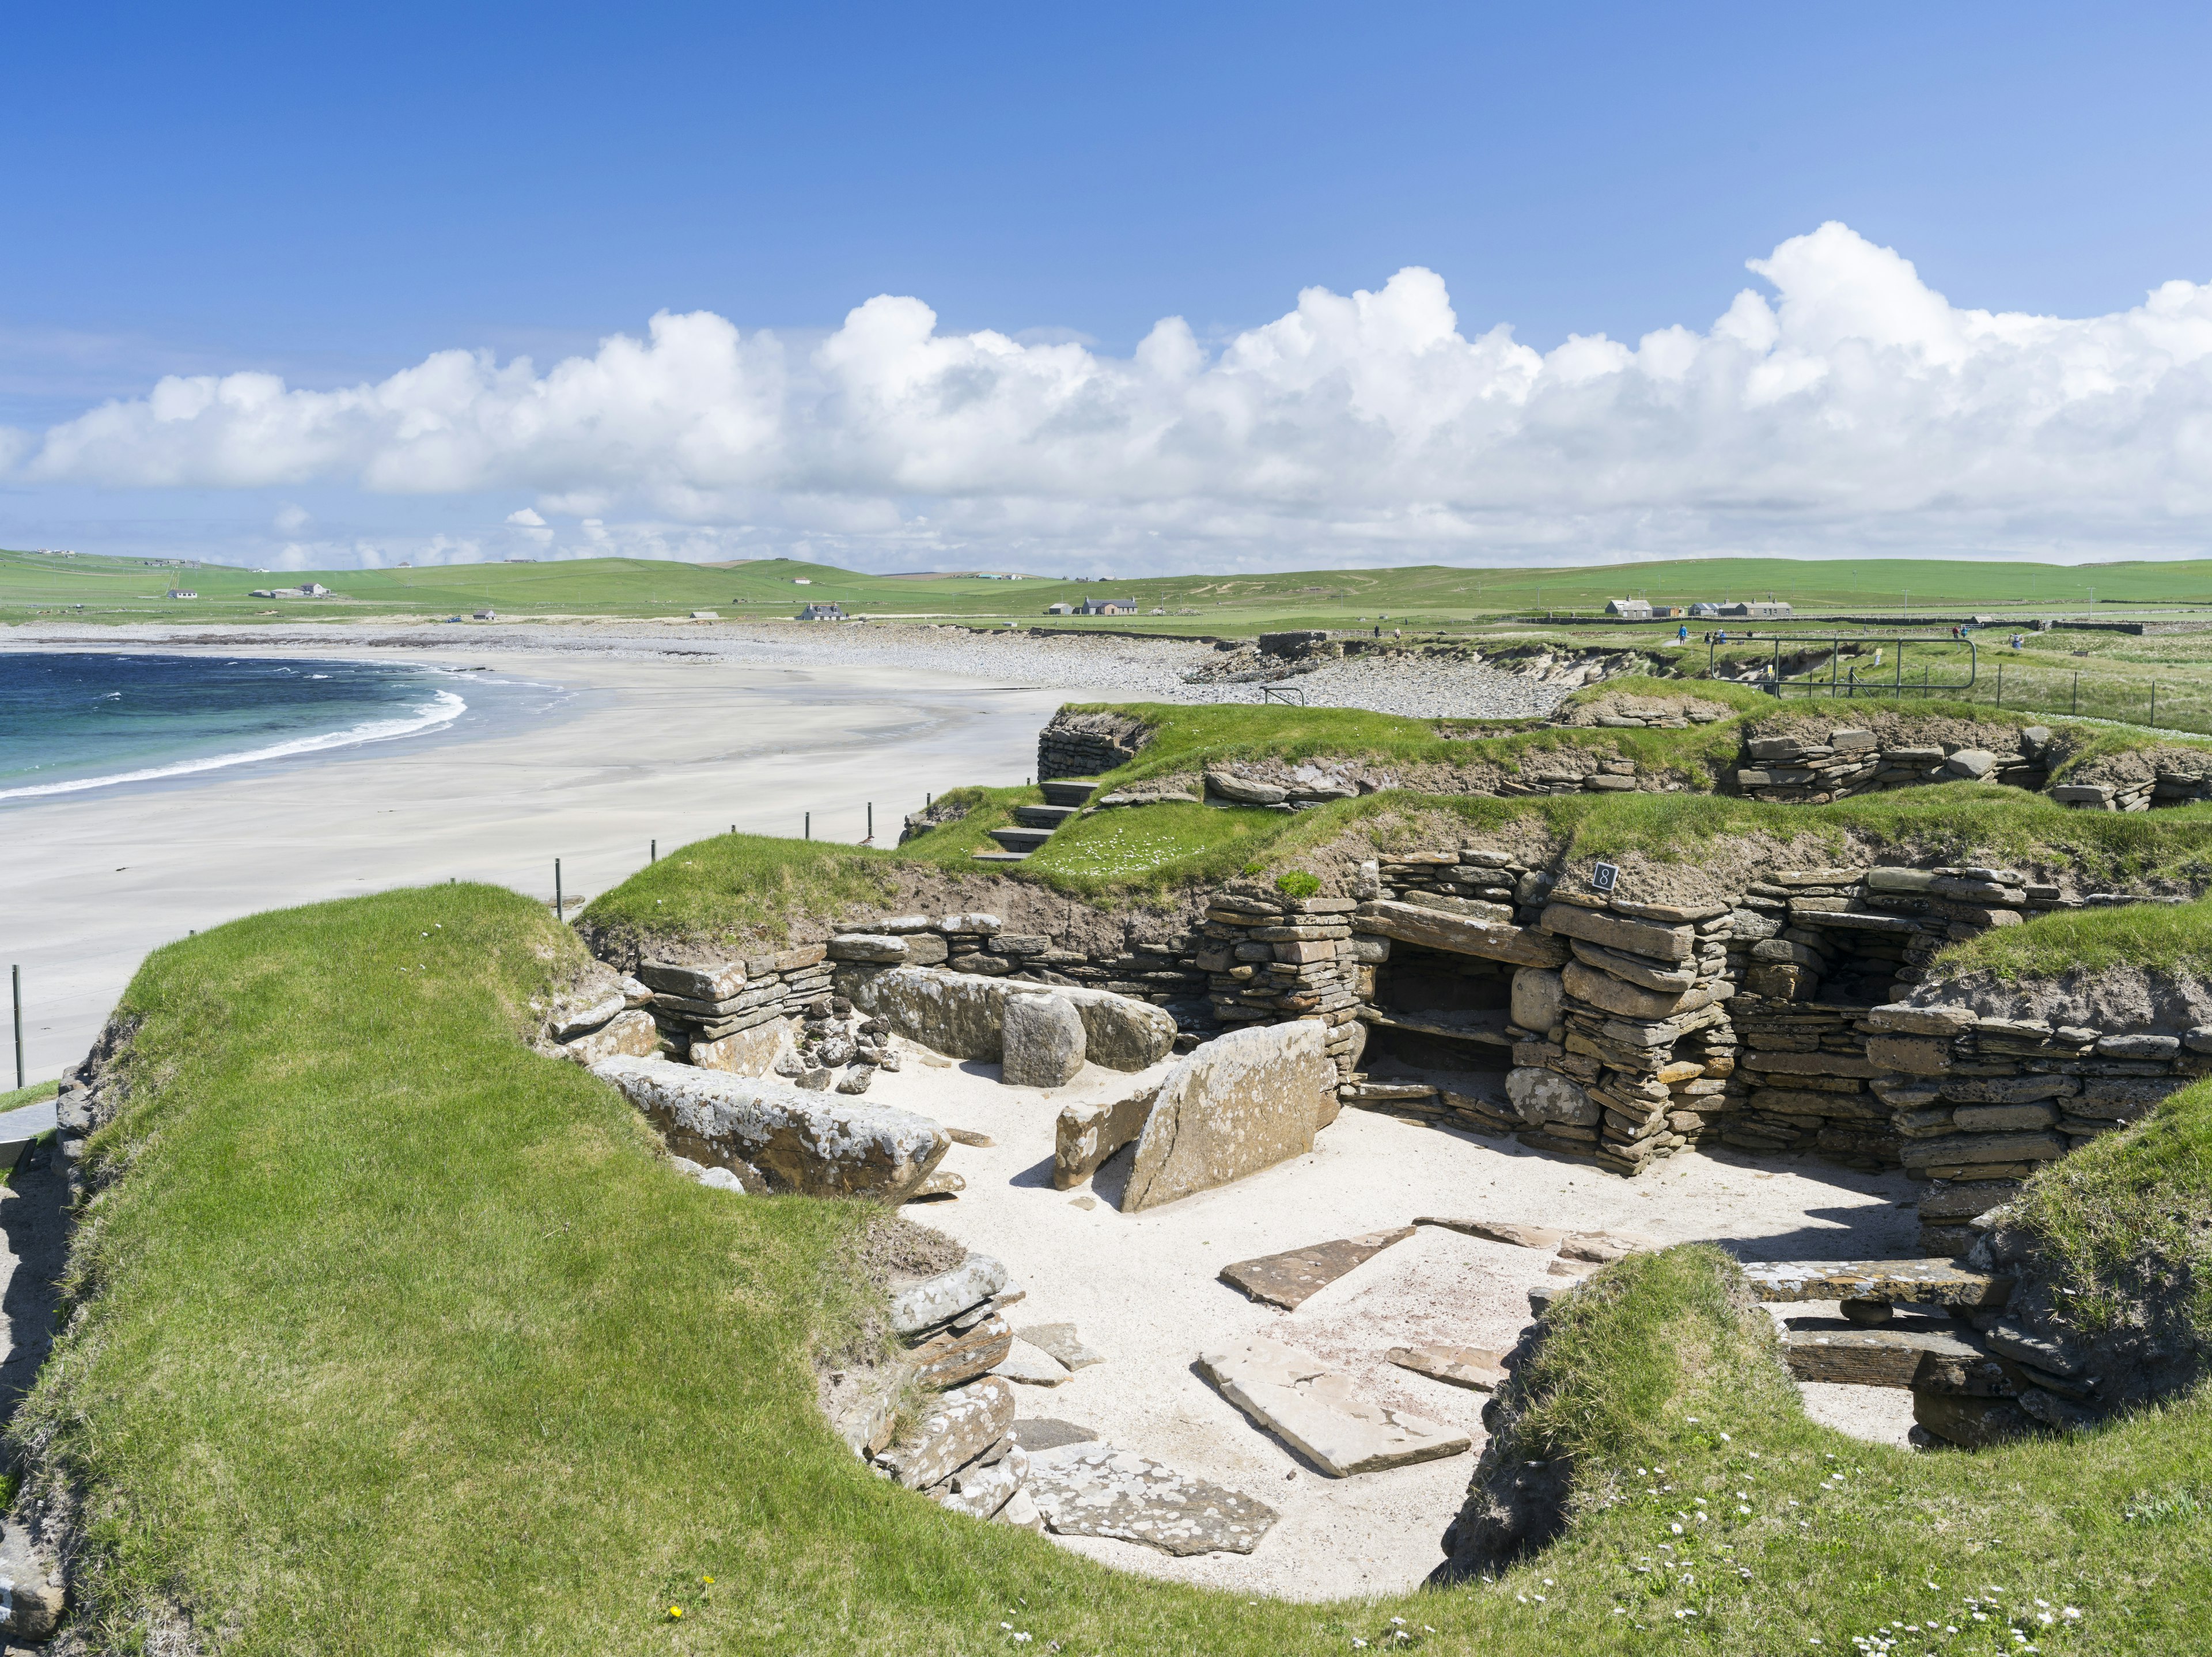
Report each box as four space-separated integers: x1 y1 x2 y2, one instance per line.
2 633 1093 1084
0 614 1589 718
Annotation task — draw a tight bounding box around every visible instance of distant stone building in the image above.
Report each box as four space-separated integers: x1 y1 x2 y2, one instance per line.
1605 597 1652 619
1718 600 1792 619
1079 597 1138 616
1043 601 1075 615
165 588 198 600
799 602 847 621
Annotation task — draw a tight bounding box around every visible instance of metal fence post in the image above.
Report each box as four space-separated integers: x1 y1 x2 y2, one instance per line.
650 839 657 864
554 860 563 920
868 802 874 842
2152 682 2158 728
805 812 811 841
11 964 21 1091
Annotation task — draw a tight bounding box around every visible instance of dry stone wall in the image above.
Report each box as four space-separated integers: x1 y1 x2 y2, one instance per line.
1730 722 2051 804
564 828 2200 1266
1036 709 1152 780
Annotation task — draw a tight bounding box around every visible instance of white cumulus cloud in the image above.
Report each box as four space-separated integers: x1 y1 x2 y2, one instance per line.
14 221 2212 570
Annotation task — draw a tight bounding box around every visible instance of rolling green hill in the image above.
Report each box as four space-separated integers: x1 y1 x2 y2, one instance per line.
7 548 2212 634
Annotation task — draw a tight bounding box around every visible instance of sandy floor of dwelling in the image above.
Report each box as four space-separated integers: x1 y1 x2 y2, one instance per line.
862 1043 1923 1601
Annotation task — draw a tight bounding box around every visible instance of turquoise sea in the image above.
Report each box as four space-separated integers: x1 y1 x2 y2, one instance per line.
0 653 471 801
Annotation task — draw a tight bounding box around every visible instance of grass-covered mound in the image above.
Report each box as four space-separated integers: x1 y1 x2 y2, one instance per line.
1929 896 2212 983
573 692 2212 952
22 883 2212 1652
2009 1072 2212 1346
580 773 2212 962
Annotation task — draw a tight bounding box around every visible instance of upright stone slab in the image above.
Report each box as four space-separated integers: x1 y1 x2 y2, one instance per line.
1003 993 1086 1087
849 966 1174 1072
1122 1022 1332 1212
1510 967 1563 1033
688 1019 787 1077
562 1008 661 1065
1053 1083 1162 1189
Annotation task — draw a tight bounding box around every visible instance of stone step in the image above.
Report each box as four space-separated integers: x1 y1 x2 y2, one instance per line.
1780 1322 2005 1391
1014 803 1082 829
970 850 1031 863
1743 1258 2013 1308
1040 778 1101 807
987 826 1055 852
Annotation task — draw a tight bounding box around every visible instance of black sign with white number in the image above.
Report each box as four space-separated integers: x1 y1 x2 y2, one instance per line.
1591 861 1619 893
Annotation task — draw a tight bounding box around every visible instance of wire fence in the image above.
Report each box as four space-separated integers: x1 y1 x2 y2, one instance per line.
1764 646 2212 738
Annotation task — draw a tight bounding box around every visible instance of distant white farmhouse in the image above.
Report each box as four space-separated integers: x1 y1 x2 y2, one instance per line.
798 601 847 621
1605 597 1652 619
1043 601 1075 615
165 588 198 600
1079 597 1138 616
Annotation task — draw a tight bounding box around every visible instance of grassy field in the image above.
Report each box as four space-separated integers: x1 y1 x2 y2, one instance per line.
20 544 2212 740
24 882 2211 1653
12 548 2212 634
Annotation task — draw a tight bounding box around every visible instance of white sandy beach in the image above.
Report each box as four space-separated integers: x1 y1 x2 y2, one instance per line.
2 626 1099 1083
2 615 1579 1083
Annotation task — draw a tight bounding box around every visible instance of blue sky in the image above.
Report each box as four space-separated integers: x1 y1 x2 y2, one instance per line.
9 3 2212 573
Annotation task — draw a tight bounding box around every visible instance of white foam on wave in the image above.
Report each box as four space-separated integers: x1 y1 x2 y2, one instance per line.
0 688 468 802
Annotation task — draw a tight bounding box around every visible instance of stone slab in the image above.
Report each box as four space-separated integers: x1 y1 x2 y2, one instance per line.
1002 992 1087 1087
687 1019 787 1077
1566 939 1697 993
1218 1227 1416 1310
1414 1217 1567 1250
1780 1325 1998 1390
593 1056 946 1200
1353 900 1570 967
889 1254 1010 1335
1124 1021 1333 1212
878 1376 1016 1490
1026 1442 1281 1555
1052 1083 1162 1190
850 966 1175 1071
562 1008 663 1065
993 1337 1073 1386
1562 958 1711 1020
1197 1334 1472 1477
1539 902 1694 962
638 958 747 1001
1016 1323 1104 1371
907 1314 1015 1391
1387 1344 1506 1391
1743 1258 2014 1308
